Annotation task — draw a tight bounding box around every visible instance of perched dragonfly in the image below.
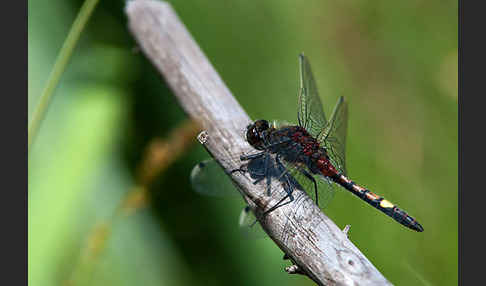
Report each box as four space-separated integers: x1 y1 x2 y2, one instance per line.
192 54 423 232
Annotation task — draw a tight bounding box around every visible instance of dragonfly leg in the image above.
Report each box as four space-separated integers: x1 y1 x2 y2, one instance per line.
264 153 272 196
243 153 273 189
298 168 319 207
231 152 266 178
263 166 296 215
263 192 294 215
274 154 292 186
249 153 273 195
252 177 264 185
240 152 265 161
230 166 247 175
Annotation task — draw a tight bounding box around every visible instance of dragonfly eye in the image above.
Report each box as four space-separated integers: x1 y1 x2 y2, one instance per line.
246 120 267 150
254 119 269 132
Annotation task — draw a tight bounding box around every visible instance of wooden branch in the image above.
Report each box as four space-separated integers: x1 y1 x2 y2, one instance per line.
125 1 393 285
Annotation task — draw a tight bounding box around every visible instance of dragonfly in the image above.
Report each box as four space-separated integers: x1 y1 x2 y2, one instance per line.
191 54 424 232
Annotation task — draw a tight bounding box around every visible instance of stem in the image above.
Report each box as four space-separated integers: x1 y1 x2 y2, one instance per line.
28 0 100 152
125 1 392 285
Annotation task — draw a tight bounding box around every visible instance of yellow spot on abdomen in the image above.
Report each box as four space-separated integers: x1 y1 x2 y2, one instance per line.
380 199 394 209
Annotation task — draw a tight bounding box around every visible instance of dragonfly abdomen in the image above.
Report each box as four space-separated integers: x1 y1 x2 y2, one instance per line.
334 174 424 232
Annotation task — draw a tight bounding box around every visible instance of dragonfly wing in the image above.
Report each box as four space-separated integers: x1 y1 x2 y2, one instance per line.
238 206 268 239
318 96 348 175
297 53 328 138
190 159 240 197
296 54 348 175
282 162 337 211
191 159 269 239
190 149 269 197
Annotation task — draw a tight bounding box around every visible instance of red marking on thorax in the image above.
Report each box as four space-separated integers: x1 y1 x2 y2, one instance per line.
288 126 340 177
290 129 316 156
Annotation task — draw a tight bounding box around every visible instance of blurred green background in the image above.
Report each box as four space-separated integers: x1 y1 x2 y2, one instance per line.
28 0 457 285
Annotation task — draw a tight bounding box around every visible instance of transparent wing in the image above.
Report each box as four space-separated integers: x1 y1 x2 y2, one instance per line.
318 96 348 175
265 133 337 211
297 53 328 138
190 158 270 239
190 159 240 197
282 161 337 212
238 206 268 239
190 147 269 197
295 54 348 175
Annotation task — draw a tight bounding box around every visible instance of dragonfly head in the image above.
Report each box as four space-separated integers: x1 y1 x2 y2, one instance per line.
246 120 269 150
